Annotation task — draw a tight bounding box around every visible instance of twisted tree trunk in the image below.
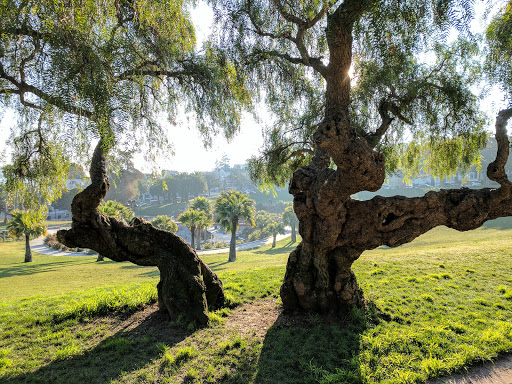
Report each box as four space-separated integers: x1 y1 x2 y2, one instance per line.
279 1 512 316
281 108 512 316
57 141 224 325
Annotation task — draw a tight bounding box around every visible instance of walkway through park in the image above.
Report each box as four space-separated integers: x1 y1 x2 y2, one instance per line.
30 226 291 257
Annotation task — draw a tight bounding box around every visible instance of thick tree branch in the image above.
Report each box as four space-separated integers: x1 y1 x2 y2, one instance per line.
0 62 94 118
57 139 224 324
342 108 512 253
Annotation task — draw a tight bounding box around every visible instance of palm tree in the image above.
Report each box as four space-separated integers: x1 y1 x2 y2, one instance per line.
7 210 47 262
178 209 207 249
266 220 285 248
190 197 213 249
214 190 255 262
98 200 134 222
151 215 178 232
282 206 299 243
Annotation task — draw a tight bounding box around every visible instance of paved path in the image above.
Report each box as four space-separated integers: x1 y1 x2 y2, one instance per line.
428 355 512 384
31 227 291 257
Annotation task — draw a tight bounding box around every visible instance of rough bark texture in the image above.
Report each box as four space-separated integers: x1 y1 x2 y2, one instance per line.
283 105 512 315
57 141 224 325
280 0 512 317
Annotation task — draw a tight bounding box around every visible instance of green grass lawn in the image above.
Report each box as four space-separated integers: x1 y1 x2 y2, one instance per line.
1 219 512 383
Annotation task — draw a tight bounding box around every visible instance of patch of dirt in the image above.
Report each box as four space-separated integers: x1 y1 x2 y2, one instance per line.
224 298 282 337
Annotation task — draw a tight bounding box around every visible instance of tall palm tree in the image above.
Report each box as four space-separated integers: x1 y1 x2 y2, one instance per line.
7 210 47 262
178 209 207 249
190 197 213 249
214 190 255 262
151 215 178 232
282 206 299 243
266 220 285 248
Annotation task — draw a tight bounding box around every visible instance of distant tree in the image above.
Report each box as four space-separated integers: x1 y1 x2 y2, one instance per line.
282 206 299 243
203 172 221 196
137 178 150 200
179 209 207 249
98 201 134 222
228 166 254 191
0 183 7 223
53 188 80 211
151 215 178 232
150 179 168 204
215 154 231 172
106 163 144 203
265 220 285 248
8 210 47 262
254 210 274 231
190 197 213 247
214 190 255 262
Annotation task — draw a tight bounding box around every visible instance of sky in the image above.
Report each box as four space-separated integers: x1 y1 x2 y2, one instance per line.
0 1 507 174
0 2 267 174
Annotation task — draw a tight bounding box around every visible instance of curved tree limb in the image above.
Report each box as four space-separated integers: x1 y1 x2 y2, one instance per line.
57 140 224 325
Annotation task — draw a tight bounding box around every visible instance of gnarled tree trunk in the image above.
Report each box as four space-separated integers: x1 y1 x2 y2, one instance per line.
57 141 224 325
281 108 512 316
279 1 512 316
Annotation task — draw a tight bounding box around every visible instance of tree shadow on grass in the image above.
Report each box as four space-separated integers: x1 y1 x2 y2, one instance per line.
204 260 231 271
253 305 375 384
0 260 88 278
253 241 298 256
4 307 189 384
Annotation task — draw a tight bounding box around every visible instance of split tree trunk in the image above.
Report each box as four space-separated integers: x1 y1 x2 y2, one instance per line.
281 108 512 316
57 141 224 325
290 225 296 243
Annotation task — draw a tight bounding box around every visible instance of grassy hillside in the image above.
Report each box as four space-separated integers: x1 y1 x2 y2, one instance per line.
1 220 512 383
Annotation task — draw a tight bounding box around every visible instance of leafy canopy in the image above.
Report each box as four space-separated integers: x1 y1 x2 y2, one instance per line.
0 0 252 190
151 215 178 232
7 209 47 240
211 0 491 187
214 190 255 232
486 0 512 103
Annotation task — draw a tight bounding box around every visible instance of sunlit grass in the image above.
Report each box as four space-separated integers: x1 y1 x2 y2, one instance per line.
1 218 512 383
